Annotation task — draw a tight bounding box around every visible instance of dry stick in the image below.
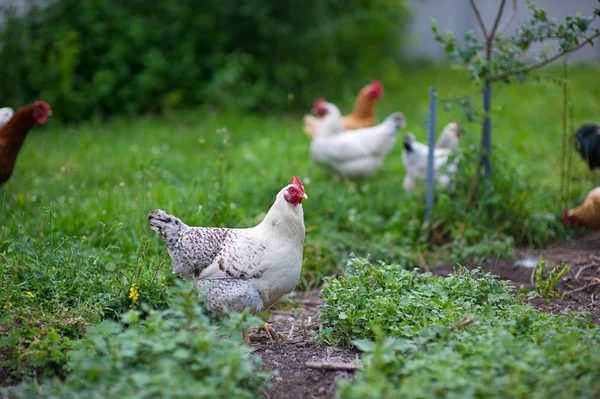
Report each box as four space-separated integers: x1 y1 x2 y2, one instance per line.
418 251 430 273
494 0 517 37
489 0 508 40
575 263 599 280
566 102 574 204
559 57 568 211
469 0 490 40
566 279 600 295
305 361 360 371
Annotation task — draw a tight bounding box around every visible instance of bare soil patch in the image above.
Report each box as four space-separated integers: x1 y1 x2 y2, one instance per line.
433 231 600 324
249 291 358 399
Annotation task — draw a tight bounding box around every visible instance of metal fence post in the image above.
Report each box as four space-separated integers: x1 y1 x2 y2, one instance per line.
425 86 436 220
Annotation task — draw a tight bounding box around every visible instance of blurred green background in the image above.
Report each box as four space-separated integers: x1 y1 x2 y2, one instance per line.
0 0 410 122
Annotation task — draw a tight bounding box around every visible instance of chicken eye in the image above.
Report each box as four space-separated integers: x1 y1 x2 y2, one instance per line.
289 188 296 194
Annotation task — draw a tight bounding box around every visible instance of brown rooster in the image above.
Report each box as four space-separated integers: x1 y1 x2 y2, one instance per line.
0 101 52 186
563 187 600 230
303 80 384 139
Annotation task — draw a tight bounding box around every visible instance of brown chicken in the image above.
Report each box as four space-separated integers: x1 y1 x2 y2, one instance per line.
0 101 53 186
303 80 384 139
563 187 600 230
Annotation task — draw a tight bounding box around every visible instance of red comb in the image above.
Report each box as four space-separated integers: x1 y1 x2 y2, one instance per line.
34 101 52 113
370 80 383 93
291 176 305 193
312 98 326 110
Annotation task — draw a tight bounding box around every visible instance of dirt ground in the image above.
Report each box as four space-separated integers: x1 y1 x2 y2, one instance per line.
251 231 600 399
250 292 359 399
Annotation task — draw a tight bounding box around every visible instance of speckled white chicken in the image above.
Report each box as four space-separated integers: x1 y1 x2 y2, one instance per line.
402 122 461 192
148 176 308 344
310 100 406 179
0 107 14 128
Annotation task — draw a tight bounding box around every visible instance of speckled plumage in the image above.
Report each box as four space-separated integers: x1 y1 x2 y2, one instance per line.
148 179 307 316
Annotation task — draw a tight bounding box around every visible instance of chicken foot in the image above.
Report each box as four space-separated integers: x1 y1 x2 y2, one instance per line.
240 322 280 345
261 321 281 344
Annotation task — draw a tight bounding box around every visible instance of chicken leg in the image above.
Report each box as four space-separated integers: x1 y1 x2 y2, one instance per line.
261 321 281 344
242 329 250 345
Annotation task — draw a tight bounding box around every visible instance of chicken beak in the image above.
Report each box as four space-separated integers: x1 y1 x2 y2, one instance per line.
302 193 308 200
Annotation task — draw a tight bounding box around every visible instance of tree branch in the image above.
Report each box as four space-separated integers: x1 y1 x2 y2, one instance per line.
494 0 517 37
469 0 489 40
491 31 600 81
490 0 508 39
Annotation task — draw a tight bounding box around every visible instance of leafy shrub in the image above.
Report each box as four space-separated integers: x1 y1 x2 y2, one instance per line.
429 144 569 249
0 0 411 122
319 256 515 345
9 281 269 399
321 256 600 398
0 218 172 384
534 259 569 302
340 317 600 399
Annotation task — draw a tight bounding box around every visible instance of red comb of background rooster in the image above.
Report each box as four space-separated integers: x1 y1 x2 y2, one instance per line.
370 80 383 93
34 101 53 115
291 176 305 193
371 79 383 96
312 98 326 110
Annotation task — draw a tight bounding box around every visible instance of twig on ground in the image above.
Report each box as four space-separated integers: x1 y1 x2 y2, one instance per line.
417 251 430 273
426 316 475 344
305 361 359 371
451 316 475 331
288 325 295 339
566 279 600 295
575 263 599 280
296 299 322 306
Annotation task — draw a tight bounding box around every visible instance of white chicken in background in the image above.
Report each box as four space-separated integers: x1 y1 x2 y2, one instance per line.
310 98 345 138
435 121 461 149
148 176 308 344
0 107 14 128
310 100 406 179
402 122 461 192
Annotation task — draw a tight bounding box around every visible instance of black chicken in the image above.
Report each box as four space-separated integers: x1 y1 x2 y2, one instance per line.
574 123 600 170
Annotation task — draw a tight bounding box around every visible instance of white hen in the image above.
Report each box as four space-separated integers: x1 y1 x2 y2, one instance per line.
402 123 461 192
436 122 461 149
0 107 14 128
310 101 406 179
148 176 307 344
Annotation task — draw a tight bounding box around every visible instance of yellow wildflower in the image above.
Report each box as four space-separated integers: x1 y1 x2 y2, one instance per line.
3 302 13 309
129 283 140 301
26 291 35 298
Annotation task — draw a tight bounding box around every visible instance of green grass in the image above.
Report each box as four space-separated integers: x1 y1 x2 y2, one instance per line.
320 257 600 399
1 64 599 385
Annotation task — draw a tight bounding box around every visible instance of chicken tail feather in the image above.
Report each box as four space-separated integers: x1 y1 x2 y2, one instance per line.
148 209 187 241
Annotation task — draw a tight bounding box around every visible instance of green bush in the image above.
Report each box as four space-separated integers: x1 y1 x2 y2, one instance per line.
0 0 411 122
0 220 173 384
9 281 269 399
340 318 600 399
319 256 516 345
429 144 569 249
320 256 600 398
